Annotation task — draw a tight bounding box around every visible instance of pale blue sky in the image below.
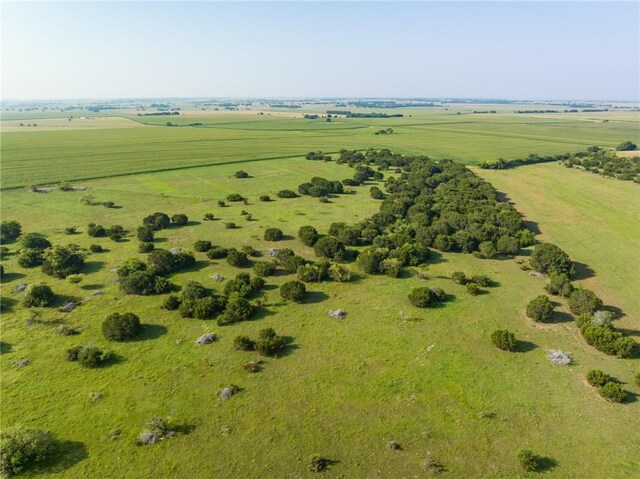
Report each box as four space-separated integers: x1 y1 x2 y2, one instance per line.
2 1 639 100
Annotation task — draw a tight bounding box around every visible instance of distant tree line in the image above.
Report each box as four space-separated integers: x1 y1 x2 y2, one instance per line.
480 152 573 170
563 148 640 183
137 111 180 116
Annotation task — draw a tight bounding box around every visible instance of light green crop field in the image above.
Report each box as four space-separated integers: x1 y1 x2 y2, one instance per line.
2 107 638 189
476 162 640 331
1 106 639 478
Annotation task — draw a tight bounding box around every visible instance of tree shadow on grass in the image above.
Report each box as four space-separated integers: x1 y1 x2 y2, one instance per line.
83 261 105 274
37 440 88 475
251 307 278 321
551 309 574 324
1 297 18 313
81 283 104 291
573 261 595 280
174 423 197 435
536 456 558 473
602 304 626 320
181 260 210 273
616 327 640 338
185 220 202 227
305 291 329 304
137 324 168 341
515 340 537 353
523 219 542 235
622 390 639 404
103 353 126 368
0 341 12 354
1 272 26 283
426 250 448 265
277 336 300 358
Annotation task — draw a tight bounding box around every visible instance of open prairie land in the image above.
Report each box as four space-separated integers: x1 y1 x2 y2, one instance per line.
1 106 639 478
2 108 638 189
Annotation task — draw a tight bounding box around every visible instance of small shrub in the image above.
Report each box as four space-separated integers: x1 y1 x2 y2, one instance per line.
0 220 22 243
298 225 319 246
193 240 212 252
162 295 181 310
138 242 155 253
545 272 573 297
597 382 626 403
491 330 517 351
586 369 610 387
87 223 106 237
530 242 575 277
0 426 57 476
280 280 306 302
253 261 276 277
136 226 154 242
470 275 491 287
219 293 255 325
171 214 188 226
408 287 435 308
226 248 248 267
23 283 55 307
243 360 261 372
67 273 84 284
42 244 85 278
466 283 480 295
313 236 345 261
203 213 215 221
217 200 226 207
234 170 249 178
277 189 298 198
18 248 44 268
233 335 255 351
451 271 467 284
309 455 328 473
102 312 142 341
21 233 52 250
224 222 237 230
568 288 603 316
328 263 351 282
517 449 541 472
380 257 402 278
226 193 243 202
89 244 104 253
259 195 271 202
255 328 287 357
264 228 283 241
67 346 110 368
206 247 228 259
526 295 554 322
137 416 175 446
64 226 76 235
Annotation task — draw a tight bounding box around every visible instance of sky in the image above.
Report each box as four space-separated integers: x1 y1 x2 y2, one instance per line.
2 1 639 101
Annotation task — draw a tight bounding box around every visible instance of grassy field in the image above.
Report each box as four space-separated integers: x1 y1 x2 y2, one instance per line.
1 151 639 478
476 162 640 331
2 107 638 189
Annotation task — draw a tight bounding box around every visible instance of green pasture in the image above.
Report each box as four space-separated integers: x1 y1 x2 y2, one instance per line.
1 156 638 478
477 162 640 329
2 107 638 189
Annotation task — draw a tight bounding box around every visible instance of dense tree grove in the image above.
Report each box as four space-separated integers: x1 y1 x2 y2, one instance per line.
325 149 535 257
480 152 572 170
564 149 640 183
